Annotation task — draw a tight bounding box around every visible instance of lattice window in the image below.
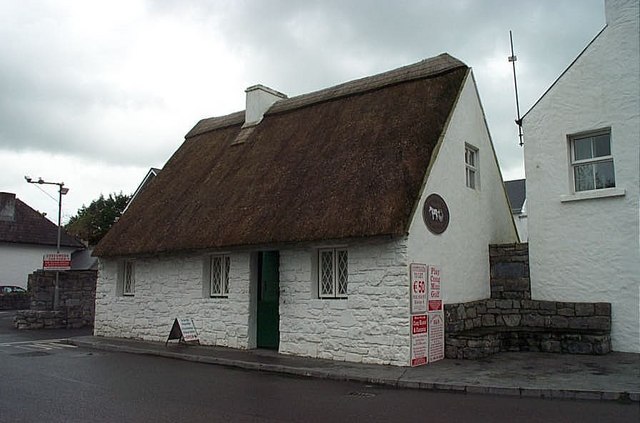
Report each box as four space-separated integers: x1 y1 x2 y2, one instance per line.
319 248 348 298
123 261 135 296
210 255 230 297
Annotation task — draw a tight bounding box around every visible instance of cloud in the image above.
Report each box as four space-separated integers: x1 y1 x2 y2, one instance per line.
0 0 606 218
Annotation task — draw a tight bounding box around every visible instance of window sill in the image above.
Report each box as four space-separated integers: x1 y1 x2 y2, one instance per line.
560 188 625 203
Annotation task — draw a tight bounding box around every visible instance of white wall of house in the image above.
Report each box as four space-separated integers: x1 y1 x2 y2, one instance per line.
513 200 528 242
95 240 412 365
94 253 254 348
0 243 78 288
523 0 640 352
278 239 410 366
407 71 518 304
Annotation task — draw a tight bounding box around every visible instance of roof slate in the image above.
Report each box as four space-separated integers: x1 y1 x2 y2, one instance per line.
94 54 469 257
504 179 526 213
0 197 85 248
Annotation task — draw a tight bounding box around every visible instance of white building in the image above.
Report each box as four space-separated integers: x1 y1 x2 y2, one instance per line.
0 192 85 288
522 0 639 352
93 54 517 366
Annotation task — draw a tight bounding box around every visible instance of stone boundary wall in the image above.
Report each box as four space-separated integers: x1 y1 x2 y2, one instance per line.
14 270 97 330
444 299 611 359
490 243 530 300
445 243 612 359
0 293 30 310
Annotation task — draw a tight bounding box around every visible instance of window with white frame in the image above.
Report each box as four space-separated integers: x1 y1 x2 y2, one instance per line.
465 144 478 189
208 255 230 297
122 260 135 296
570 130 615 192
318 248 348 299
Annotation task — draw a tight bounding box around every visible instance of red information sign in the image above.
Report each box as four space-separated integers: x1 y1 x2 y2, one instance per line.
410 263 428 314
428 312 445 362
428 265 441 300
410 314 428 366
43 253 71 271
428 300 442 311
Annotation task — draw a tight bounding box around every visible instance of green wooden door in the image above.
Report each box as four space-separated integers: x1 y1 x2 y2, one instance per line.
257 251 279 349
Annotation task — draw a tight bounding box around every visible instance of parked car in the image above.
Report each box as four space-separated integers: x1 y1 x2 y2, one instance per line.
0 286 27 296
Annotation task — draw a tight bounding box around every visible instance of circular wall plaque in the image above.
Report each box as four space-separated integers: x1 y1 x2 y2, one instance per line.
423 193 449 234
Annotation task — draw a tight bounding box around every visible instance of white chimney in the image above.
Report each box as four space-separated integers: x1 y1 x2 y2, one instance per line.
0 192 16 222
243 84 287 128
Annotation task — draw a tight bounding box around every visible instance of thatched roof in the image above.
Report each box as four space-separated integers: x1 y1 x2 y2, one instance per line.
94 54 469 257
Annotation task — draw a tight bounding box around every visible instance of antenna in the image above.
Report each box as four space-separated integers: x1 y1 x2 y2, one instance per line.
508 30 524 147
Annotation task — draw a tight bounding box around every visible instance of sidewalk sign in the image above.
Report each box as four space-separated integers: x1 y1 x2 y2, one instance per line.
428 312 445 362
166 318 200 346
410 314 428 366
409 263 428 314
427 265 444 363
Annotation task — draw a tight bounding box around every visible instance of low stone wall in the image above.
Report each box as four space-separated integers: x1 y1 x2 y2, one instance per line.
0 293 30 310
14 310 66 329
444 299 612 359
15 270 97 330
445 243 612 359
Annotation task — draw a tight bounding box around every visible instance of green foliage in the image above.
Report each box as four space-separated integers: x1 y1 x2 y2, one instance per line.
66 192 130 246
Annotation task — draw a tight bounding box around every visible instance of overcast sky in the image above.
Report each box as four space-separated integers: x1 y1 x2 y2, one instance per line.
1 0 605 224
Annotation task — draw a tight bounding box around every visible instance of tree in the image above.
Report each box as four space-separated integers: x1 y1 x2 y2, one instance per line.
66 192 130 246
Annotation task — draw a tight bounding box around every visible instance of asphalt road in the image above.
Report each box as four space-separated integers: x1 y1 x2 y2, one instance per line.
0 311 638 422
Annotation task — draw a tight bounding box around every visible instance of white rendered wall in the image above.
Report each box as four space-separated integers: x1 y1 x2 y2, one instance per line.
407 72 518 304
94 253 254 348
0 243 77 288
278 239 410 366
95 239 412 366
523 0 640 352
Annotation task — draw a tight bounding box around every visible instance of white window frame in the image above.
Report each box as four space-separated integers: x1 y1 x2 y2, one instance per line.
122 260 135 296
569 129 615 193
318 248 348 299
208 255 230 298
465 144 479 190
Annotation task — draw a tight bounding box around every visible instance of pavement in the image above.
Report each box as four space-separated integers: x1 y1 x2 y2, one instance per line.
66 335 640 403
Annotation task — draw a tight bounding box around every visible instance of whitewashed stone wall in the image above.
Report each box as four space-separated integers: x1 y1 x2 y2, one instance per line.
523 0 640 353
95 252 253 348
279 239 410 366
407 71 518 305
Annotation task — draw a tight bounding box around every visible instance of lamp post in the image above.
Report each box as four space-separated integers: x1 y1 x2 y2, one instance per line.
25 176 69 309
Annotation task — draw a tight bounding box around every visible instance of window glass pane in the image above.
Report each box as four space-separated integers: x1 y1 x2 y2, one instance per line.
466 169 475 189
465 148 475 167
320 250 334 296
593 134 611 157
211 257 222 295
574 163 594 191
223 256 230 294
594 160 615 189
573 137 592 161
337 250 348 296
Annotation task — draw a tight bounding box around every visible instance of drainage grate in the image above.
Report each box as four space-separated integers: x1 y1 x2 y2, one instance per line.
348 391 376 398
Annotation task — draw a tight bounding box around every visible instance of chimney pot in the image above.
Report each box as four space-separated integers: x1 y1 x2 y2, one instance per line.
0 192 17 222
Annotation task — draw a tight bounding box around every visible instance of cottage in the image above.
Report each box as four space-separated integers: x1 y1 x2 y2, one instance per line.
0 192 85 288
93 54 517 366
522 0 639 352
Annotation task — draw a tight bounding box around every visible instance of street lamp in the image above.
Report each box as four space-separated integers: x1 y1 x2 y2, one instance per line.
25 176 69 309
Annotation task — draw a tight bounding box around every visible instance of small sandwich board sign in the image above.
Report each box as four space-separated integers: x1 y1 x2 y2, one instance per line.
166 318 200 346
